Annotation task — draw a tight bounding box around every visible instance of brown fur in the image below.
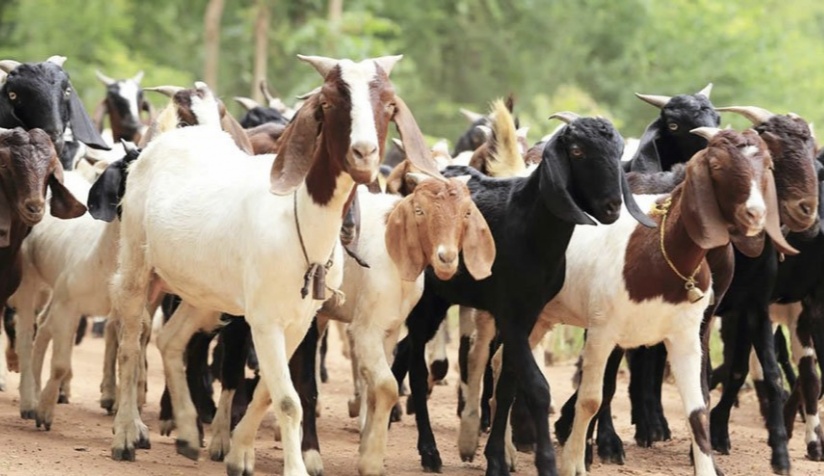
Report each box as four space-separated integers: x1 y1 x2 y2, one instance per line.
246 122 287 154
523 142 544 166
623 129 792 304
385 177 495 282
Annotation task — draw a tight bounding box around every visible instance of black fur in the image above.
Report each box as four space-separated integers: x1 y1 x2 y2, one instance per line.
238 106 288 129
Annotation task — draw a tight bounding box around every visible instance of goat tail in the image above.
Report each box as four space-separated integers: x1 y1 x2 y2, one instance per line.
485 98 524 178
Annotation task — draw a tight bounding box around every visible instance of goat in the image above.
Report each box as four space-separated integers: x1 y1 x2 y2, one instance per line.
0 56 109 168
108 55 441 476
91 70 153 146
391 111 654 475
622 83 718 173
0 127 86 416
234 96 290 129
527 127 796 476
10 143 140 427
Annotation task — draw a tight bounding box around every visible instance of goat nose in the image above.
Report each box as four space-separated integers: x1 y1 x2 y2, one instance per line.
25 201 44 215
351 141 378 160
797 199 814 217
605 200 622 216
438 248 457 265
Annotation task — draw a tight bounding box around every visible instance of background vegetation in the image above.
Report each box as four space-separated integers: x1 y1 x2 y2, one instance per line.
2 0 824 144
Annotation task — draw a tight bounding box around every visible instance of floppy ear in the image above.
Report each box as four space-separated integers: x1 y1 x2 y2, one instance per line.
68 86 110 150
680 153 730 249
620 168 657 228
87 162 123 222
385 197 426 281
270 94 322 195
220 113 254 155
539 135 596 226
386 160 413 196
461 201 496 280
763 168 799 255
0 186 11 247
392 96 442 179
48 174 86 219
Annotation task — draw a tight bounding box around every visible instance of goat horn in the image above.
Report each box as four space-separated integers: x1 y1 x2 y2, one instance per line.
391 137 405 151
194 81 213 96
132 70 144 84
690 127 722 141
46 55 67 67
0 60 21 73
406 172 432 186
373 55 403 76
234 97 260 111
548 111 581 124
95 70 117 86
297 54 337 78
697 82 713 99
635 93 671 109
296 86 321 100
460 108 485 123
260 79 277 104
144 85 184 97
120 139 138 153
788 112 801 119
715 106 775 126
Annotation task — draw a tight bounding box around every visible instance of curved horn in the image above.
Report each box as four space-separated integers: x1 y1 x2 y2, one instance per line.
131 70 144 84
460 108 485 124
690 127 722 141
120 139 138 153
0 127 10 134
46 55 67 67
697 82 713 98
296 86 321 100
95 70 117 86
373 55 403 76
0 60 21 73
297 54 337 78
635 93 671 109
144 85 185 97
260 79 276 104
715 106 775 126
194 81 212 94
234 97 260 111
548 111 581 124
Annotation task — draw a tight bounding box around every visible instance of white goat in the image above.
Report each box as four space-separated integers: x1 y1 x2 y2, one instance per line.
108 55 442 476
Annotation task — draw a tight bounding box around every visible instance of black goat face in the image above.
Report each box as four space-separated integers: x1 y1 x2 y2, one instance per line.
2 62 72 154
660 94 720 154
106 82 144 134
239 106 289 129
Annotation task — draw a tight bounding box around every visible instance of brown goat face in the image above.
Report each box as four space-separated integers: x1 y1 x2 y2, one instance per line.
316 58 400 185
758 116 819 232
386 175 495 282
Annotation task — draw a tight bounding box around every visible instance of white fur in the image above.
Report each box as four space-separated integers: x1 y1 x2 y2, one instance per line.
189 85 221 128
528 193 717 476
109 123 351 474
745 180 766 234
807 414 821 443
339 60 379 153
116 80 141 124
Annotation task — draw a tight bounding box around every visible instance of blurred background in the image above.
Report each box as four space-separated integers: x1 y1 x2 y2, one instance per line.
1 0 822 147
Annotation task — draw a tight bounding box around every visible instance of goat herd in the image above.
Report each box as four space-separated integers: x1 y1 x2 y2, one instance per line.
0 53 822 476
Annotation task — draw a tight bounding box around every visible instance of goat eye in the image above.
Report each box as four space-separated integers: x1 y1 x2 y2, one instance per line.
414 207 424 216
464 210 471 218
668 122 678 131
8 91 16 101
569 145 583 157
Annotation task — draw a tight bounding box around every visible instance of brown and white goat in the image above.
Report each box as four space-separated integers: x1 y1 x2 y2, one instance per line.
522 128 798 476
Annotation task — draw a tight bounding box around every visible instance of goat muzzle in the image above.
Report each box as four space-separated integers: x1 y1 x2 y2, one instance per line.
346 140 380 184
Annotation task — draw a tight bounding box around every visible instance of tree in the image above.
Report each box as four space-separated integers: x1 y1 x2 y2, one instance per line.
204 0 225 93
252 0 271 102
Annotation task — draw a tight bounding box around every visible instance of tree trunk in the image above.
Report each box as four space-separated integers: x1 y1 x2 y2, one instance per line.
204 0 226 93
328 0 343 30
252 0 270 102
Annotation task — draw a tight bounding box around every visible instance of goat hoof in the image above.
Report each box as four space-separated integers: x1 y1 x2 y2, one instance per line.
20 409 35 420
420 449 442 473
210 450 225 462
483 456 509 476
112 445 135 462
389 403 402 423
597 432 626 465
101 398 115 414
35 415 52 431
348 398 360 418
304 449 324 476
159 419 175 437
808 441 824 461
57 393 69 404
771 447 790 475
226 464 253 476
584 441 593 472
136 434 151 450
176 439 200 461
460 453 474 463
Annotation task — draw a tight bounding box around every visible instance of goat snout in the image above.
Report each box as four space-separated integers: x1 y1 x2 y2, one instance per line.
437 246 458 265
351 141 378 160
432 245 460 280
347 140 380 183
20 200 45 224
598 199 622 223
784 198 818 232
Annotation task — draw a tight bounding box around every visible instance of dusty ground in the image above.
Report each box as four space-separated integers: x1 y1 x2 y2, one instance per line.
0 322 822 476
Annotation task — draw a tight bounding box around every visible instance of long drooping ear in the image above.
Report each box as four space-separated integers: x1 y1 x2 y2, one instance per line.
461 201 496 280
68 86 110 150
392 97 442 179
220 113 254 155
48 173 87 219
0 187 11 247
87 162 123 222
539 135 596 225
270 94 322 195
763 168 799 255
385 197 426 281
620 168 657 228
386 160 412 195
680 153 730 249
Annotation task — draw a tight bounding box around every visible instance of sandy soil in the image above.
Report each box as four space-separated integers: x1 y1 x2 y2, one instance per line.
0 322 821 476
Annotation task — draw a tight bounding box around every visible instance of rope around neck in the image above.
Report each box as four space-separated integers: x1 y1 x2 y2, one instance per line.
650 196 704 300
293 190 343 303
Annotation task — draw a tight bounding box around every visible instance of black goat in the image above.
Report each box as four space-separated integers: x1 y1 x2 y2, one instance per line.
0 56 109 169
234 96 290 129
391 113 654 475
92 70 153 144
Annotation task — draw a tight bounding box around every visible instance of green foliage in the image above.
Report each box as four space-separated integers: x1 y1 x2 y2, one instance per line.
2 0 824 150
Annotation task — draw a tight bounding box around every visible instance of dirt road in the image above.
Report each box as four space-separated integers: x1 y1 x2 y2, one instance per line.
0 323 821 476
